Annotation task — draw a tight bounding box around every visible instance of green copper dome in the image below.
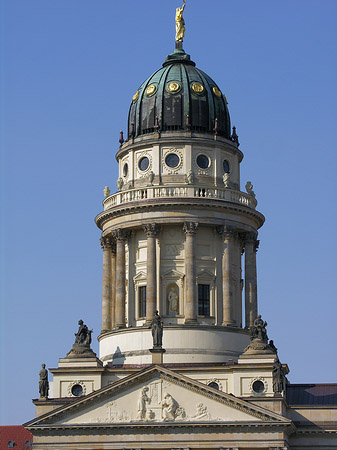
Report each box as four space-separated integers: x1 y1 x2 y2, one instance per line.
128 48 231 139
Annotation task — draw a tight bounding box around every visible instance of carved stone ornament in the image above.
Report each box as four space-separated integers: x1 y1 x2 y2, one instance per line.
66 320 97 359
147 170 155 185
67 380 87 397
223 172 230 188
142 223 160 237
183 221 198 235
185 169 194 184
243 315 275 355
112 228 131 241
100 235 113 250
249 377 268 395
103 186 110 198
245 180 256 198
116 177 124 191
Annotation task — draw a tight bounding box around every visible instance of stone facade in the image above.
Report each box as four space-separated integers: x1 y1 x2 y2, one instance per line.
24 16 337 450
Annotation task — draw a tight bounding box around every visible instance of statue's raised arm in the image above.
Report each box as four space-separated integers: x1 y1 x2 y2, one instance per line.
175 0 187 43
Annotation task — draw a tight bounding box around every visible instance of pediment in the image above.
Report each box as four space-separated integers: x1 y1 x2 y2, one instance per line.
161 269 184 280
25 366 290 428
196 268 215 279
133 271 146 282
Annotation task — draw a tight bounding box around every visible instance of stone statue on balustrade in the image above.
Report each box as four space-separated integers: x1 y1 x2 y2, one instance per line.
243 315 277 354
39 364 49 399
66 320 97 359
151 311 163 348
273 358 286 394
250 315 268 343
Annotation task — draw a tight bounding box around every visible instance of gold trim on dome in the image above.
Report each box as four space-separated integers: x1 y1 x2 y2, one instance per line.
146 84 157 96
167 81 180 93
132 91 139 102
213 86 222 98
223 94 228 104
191 82 204 93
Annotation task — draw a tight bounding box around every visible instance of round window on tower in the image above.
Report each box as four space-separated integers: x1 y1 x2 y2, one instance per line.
123 163 128 177
138 156 150 172
208 381 219 390
223 159 230 173
165 153 180 168
71 384 83 397
196 154 210 169
252 380 265 394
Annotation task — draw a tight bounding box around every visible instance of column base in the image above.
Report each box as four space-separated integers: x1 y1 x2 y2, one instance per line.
184 318 198 324
114 324 126 329
222 321 236 327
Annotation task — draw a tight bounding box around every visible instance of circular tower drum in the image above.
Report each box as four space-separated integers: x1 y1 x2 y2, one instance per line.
95 47 264 366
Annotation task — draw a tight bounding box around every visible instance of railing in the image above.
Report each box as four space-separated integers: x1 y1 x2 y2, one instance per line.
103 185 257 211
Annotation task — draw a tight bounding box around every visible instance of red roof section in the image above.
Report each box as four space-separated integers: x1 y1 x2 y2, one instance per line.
0 426 33 450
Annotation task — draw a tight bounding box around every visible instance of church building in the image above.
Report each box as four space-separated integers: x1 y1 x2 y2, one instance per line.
24 4 337 449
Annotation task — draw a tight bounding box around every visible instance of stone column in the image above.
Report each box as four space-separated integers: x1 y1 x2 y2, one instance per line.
218 226 235 326
143 223 160 323
111 242 116 328
183 222 198 323
100 235 113 332
244 231 259 328
113 229 129 328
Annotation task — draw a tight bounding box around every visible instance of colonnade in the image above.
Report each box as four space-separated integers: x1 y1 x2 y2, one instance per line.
100 223 259 333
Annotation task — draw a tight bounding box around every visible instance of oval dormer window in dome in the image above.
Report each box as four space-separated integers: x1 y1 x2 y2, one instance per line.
197 154 209 169
167 81 181 93
146 84 157 96
165 153 180 168
223 159 230 173
213 86 222 98
191 82 204 94
139 156 150 171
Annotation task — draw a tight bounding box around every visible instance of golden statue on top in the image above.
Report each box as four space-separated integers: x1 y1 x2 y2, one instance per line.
175 0 186 42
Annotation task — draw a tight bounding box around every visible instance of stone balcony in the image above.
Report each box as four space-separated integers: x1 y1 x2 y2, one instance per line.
103 185 257 211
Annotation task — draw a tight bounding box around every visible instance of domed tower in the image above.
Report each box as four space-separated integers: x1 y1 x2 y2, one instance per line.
95 37 264 366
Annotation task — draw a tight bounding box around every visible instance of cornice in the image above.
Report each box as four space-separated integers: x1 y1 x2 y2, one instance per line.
95 198 265 230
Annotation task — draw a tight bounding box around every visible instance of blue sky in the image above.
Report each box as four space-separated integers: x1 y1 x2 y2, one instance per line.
1 0 336 425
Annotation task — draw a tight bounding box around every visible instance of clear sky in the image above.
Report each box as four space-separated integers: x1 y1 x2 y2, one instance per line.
1 0 336 425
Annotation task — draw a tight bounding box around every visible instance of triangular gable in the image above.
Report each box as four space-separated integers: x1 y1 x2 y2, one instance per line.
25 366 291 427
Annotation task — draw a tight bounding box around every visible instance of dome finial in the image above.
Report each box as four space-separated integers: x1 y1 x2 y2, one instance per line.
175 0 186 45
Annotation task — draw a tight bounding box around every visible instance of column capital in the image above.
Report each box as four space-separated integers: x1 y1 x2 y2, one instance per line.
244 231 259 251
112 228 131 242
100 235 113 250
143 223 160 237
183 222 198 235
217 225 235 239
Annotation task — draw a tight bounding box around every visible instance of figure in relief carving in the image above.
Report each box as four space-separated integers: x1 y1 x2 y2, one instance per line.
192 403 210 420
245 180 256 198
137 387 151 420
151 310 163 348
162 393 178 421
185 169 194 184
175 0 186 42
39 364 49 399
167 286 178 313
